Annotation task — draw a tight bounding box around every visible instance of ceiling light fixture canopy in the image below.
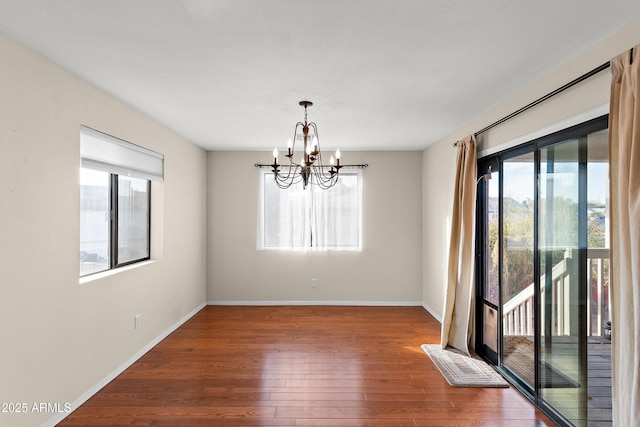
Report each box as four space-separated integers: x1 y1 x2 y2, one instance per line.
256 101 367 190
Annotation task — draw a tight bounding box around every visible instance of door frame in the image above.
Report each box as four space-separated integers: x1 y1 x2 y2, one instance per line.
474 115 609 427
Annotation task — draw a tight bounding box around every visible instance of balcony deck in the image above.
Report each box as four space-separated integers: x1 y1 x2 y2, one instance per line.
501 247 611 425
502 334 611 426
586 336 612 426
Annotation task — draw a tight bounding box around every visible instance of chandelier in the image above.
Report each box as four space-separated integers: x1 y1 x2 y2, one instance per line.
255 101 366 190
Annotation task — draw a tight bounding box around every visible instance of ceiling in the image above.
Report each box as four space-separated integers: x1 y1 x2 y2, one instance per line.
2 1 640 151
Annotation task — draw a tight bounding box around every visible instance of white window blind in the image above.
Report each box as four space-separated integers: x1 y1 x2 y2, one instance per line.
80 126 164 182
258 169 362 251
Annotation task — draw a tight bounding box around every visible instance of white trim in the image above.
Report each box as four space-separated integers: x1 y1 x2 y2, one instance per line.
478 103 609 158
207 300 423 307
46 302 206 427
79 260 157 284
422 302 443 323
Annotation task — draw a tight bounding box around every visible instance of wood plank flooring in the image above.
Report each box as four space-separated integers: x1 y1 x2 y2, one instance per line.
586 337 612 426
57 306 555 426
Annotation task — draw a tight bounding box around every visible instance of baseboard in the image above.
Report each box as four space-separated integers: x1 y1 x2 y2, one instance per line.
207 300 423 307
46 302 206 427
422 302 443 323
208 300 442 322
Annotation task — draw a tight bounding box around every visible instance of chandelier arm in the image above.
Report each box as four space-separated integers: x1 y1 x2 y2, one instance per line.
307 122 320 154
273 165 303 189
254 163 367 189
275 164 299 183
290 122 305 156
310 165 338 186
310 172 339 190
310 163 335 181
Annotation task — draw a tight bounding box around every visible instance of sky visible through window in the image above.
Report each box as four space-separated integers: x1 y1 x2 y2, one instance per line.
488 162 608 205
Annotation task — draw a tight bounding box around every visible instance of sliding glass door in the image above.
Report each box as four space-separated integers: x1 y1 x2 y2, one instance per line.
478 159 500 365
538 137 588 425
501 151 535 390
476 116 610 427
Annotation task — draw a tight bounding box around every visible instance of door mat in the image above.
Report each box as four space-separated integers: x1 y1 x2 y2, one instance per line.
421 344 509 388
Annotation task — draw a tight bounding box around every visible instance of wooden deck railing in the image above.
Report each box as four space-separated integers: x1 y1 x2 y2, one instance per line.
502 248 610 337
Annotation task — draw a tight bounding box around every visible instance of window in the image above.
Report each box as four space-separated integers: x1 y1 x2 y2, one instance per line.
258 170 362 251
79 127 163 277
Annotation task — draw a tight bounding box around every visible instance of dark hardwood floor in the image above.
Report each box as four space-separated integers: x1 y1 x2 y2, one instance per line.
58 305 554 426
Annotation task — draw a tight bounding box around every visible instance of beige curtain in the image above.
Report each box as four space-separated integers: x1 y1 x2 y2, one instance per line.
609 45 640 427
441 135 477 355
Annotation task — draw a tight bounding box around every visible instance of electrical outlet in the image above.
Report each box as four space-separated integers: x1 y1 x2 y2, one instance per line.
134 314 141 329
311 278 318 288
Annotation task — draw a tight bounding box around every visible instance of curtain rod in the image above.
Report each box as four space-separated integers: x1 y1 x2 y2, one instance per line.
453 60 611 146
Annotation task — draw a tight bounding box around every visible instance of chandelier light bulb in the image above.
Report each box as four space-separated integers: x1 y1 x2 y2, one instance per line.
273 147 278 160
330 155 335 166
335 148 341 160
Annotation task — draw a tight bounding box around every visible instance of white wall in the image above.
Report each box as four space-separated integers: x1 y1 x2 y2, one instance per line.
207 151 423 304
421 139 457 321
0 34 207 426
421 16 640 320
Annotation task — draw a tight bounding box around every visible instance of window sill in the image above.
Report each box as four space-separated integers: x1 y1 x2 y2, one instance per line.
79 260 157 285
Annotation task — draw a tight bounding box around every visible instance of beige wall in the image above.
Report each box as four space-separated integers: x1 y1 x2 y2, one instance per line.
421 139 457 320
207 151 423 304
0 34 207 426
421 16 640 319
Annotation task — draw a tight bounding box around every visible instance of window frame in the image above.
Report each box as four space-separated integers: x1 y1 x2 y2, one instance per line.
258 168 363 252
112 173 152 269
80 126 161 278
80 168 152 278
